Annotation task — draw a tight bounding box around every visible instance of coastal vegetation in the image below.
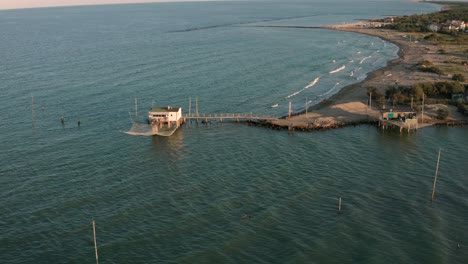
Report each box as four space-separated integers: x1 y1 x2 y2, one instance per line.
452 73 465 82
457 101 468 114
368 81 467 111
417 60 445 76
382 6 468 33
380 3 468 48
364 2 468 116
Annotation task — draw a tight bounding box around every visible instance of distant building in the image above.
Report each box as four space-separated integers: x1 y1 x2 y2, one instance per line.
428 22 440 32
383 17 394 24
427 20 466 33
450 20 466 31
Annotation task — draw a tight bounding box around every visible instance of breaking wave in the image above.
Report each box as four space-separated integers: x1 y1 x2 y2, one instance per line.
285 76 320 99
329 65 345 74
359 56 372 64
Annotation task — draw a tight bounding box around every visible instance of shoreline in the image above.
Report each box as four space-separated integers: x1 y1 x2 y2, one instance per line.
258 21 468 131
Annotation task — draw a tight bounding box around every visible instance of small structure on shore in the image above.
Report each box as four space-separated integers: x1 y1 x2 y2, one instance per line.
380 110 418 133
382 110 416 121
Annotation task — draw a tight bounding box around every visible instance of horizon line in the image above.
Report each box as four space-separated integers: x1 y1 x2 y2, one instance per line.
0 0 220 11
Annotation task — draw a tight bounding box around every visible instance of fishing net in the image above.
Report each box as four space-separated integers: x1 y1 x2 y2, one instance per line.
123 122 157 136
123 122 178 136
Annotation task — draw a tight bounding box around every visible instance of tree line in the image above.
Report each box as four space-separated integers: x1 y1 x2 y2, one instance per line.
381 7 468 33
367 81 466 107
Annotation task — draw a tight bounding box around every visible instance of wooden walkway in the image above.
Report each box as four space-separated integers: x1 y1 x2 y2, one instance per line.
183 113 278 122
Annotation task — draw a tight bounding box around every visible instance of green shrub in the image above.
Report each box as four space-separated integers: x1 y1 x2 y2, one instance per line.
436 108 450 120
452 73 465 82
417 60 433 67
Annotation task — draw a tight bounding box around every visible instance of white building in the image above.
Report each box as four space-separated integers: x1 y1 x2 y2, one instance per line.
428 20 466 33
148 106 183 128
427 22 440 32
450 20 466 31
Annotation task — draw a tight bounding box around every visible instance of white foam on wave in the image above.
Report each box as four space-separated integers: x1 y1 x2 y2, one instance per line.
305 77 320 89
318 82 340 97
359 56 372 64
329 65 345 74
285 76 320 99
372 58 383 65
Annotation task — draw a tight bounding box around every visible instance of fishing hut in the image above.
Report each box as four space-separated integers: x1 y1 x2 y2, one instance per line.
148 106 183 134
379 109 418 133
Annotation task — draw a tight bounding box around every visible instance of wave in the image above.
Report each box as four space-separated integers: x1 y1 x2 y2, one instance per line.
319 82 340 97
359 56 372 64
305 77 320 89
372 58 383 65
329 65 345 74
285 76 320 99
285 90 301 99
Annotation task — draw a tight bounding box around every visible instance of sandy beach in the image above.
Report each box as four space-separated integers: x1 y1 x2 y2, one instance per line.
264 22 468 130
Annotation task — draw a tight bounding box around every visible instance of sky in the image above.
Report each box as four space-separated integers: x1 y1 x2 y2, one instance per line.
0 0 218 10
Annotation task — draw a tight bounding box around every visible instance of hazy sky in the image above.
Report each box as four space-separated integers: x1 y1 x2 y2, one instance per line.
0 0 218 10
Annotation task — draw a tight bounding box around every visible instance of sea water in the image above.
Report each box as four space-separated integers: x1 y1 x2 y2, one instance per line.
1 1 467 263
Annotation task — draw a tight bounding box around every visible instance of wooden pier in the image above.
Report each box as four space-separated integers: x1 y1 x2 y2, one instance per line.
378 117 419 133
183 113 278 123
378 110 419 133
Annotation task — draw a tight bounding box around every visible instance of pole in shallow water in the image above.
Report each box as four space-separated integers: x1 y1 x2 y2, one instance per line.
431 148 442 202
31 95 35 129
92 220 99 264
338 197 342 214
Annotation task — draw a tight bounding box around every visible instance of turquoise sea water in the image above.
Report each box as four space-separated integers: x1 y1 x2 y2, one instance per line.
1 1 467 263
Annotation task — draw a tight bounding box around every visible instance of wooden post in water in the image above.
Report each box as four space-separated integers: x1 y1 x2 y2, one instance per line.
421 93 425 124
134 97 138 119
31 95 35 129
431 148 441 202
338 197 342 214
195 96 199 124
305 97 308 117
92 220 99 264
188 96 192 117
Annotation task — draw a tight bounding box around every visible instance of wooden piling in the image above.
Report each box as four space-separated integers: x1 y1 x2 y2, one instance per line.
188 96 191 117
338 197 342 214
92 220 99 264
431 148 441 202
31 96 35 129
